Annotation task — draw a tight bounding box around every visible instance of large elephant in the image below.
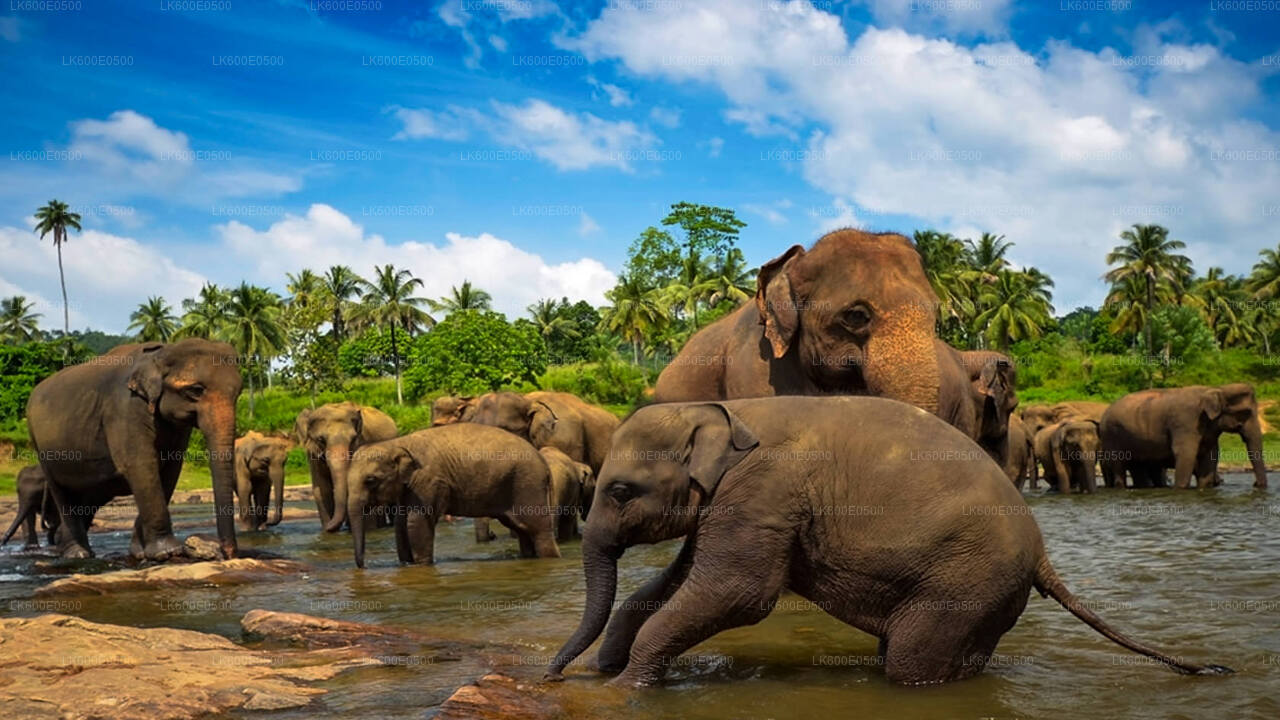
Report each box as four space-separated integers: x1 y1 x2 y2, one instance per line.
344 424 560 567
295 402 397 532
469 391 619 475
1022 401 1108 436
1 465 57 548
430 395 476 426
541 446 593 542
1100 384 1267 489
545 397 1228 686
26 340 241 560
957 350 1019 465
1035 420 1101 493
233 432 289 531
654 230 944 417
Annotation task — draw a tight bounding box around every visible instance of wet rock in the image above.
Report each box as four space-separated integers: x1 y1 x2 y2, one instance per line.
33 557 307 597
437 674 568 720
241 609 483 662
0 613 375 720
184 533 226 561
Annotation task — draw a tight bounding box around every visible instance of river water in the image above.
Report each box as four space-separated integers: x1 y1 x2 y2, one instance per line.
2 474 1277 720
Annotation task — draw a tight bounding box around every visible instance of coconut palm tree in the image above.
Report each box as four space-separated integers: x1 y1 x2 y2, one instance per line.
973 270 1054 350
600 273 668 364
913 230 977 334
0 295 42 343
177 283 230 339
220 283 285 418
430 280 493 315
128 296 178 342
286 269 323 310
527 298 577 340
33 199 82 334
1104 224 1191 358
1248 243 1280 300
1190 268 1256 348
321 265 363 342
704 248 756 306
352 265 432 404
965 232 1013 277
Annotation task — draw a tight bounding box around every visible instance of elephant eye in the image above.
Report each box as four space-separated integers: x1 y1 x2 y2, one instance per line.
606 483 634 503
841 305 873 333
182 384 205 400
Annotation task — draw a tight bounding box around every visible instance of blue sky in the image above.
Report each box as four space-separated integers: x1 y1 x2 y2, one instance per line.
1 0 1279 332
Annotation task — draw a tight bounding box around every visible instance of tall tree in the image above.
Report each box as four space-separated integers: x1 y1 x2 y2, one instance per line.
1247 243 1280 300
33 199 82 334
599 273 668 364
705 247 756 306
430 280 493 315
178 283 230 339
965 232 1013 277
660 202 747 261
622 226 681 289
1104 224 1191 359
352 264 432 404
1191 267 1256 348
0 296 42 343
527 298 577 342
286 269 323 310
973 270 1054 350
321 265 363 342
913 230 977 339
220 283 285 418
128 296 178 342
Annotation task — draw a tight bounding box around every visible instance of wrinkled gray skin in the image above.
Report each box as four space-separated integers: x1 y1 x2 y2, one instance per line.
959 350 1019 468
295 403 398 532
541 446 594 542
26 340 242 560
233 432 289 531
547 397 1230 687
345 424 560 567
1 465 58 548
1101 384 1267 490
430 395 476 426
1046 420 1101 494
1005 416 1035 490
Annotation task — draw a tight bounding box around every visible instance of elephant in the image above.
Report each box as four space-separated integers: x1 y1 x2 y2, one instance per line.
654 230 945 418
958 350 1019 466
1022 401 1108 437
545 397 1229 687
233 432 289 531
541 446 593 542
26 340 242 560
1 465 58 548
469 391 619 475
344 423 560 567
1100 384 1267 490
295 402 397 532
431 395 476 426
1041 420 1101 494
1005 415 1035 490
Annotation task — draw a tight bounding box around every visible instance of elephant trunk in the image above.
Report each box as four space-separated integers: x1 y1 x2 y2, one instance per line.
201 401 239 559
268 462 285 526
1241 418 1267 489
546 529 620 679
349 489 367 568
322 446 352 532
862 315 940 415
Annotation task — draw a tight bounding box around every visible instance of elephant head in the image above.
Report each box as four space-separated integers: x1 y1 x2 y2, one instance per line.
1056 420 1101 492
296 402 368 532
755 230 941 413
548 403 758 678
345 441 418 568
967 352 1018 442
126 339 244 557
1021 404 1056 436
470 392 560 443
1203 384 1267 488
234 431 289 529
431 395 475 426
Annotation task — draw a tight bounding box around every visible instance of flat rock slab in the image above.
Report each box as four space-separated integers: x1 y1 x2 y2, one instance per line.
437 674 571 720
33 557 308 597
0 613 375 720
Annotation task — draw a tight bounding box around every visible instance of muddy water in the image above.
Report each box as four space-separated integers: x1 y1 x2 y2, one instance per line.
3 474 1278 719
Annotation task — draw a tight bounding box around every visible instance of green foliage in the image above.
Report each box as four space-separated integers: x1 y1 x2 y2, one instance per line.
1150 305 1218 380
623 226 682 289
539 357 654 406
0 341 93 428
337 328 397 377
403 310 546 398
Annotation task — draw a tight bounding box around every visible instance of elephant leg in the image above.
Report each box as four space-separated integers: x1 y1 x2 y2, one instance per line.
22 503 38 548
595 535 697 673
1053 455 1072 495
45 479 92 559
880 595 1007 684
556 512 577 543
252 479 271 530
473 517 496 543
129 446 185 559
1081 464 1097 494
496 514 535 557
309 457 334 527
394 506 435 564
1172 439 1199 490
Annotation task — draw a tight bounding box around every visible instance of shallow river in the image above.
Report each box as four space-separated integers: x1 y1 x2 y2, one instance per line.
3 474 1278 720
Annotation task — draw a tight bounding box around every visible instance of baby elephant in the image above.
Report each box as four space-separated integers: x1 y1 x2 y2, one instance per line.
345 424 561 567
234 431 291 531
547 397 1230 687
2 465 58 548
541 446 594 542
1035 420 1102 493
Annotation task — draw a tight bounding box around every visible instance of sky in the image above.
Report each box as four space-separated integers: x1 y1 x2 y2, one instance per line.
1 0 1278 333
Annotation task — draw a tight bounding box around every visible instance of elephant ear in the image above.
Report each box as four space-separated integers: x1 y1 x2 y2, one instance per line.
394 447 420 480
1201 389 1226 420
529 402 559 443
682 404 760 497
351 407 366 437
293 410 312 444
755 245 806 359
126 345 166 414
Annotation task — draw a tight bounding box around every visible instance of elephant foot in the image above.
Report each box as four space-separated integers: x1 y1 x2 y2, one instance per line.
143 534 185 561
60 544 93 560
607 669 658 688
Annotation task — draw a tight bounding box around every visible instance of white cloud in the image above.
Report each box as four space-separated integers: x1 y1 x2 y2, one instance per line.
436 0 559 67
489 34 508 52
743 201 789 225
393 98 657 172
587 76 633 107
705 136 724 158
217 204 616 318
648 106 681 128
564 0 1280 310
578 212 601 236
0 224 207 333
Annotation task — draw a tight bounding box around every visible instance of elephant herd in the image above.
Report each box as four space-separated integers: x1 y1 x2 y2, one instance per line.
2 229 1259 688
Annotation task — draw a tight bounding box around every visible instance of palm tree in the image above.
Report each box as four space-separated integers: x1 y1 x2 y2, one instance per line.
965 232 1013 277
1104 224 1191 358
973 270 1054 350
0 295 42 343
178 283 230 339
352 265 432 404
600 273 668 364
1248 243 1280 300
33 199 82 334
286 269 323 309
704 248 756 306
321 265 363 342
220 283 285 418
128 296 178 342
1191 268 1256 348
430 280 492 315
913 230 977 335
527 298 577 340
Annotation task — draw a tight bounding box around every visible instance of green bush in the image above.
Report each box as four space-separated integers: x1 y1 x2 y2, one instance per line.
403 311 546 398
337 328 399 378
0 341 93 428
539 359 654 406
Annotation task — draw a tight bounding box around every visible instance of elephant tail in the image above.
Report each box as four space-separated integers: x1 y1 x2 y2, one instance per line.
1 503 31 546
1032 556 1233 676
